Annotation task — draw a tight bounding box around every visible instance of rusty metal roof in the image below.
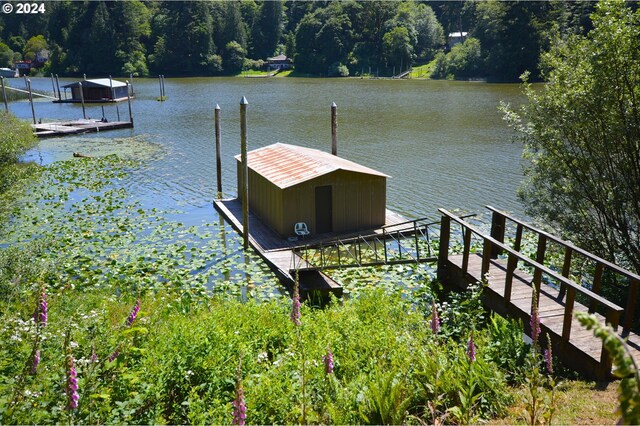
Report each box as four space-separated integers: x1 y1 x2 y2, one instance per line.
235 143 389 189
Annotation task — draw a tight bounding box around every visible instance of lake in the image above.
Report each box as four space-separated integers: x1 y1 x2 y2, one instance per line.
11 76 526 224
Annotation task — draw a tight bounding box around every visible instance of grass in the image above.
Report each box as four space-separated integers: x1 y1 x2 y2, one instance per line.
491 380 618 424
409 58 438 79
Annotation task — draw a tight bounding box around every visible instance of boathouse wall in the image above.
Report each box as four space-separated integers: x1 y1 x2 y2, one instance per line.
238 163 386 237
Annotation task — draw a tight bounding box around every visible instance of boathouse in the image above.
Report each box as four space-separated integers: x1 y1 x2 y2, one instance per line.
267 54 292 71
60 79 129 103
236 143 388 238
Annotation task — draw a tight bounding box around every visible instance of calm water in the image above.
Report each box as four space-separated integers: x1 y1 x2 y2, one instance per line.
11 76 526 222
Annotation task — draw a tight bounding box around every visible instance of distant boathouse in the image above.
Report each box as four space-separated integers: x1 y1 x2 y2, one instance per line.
236 143 388 238
58 78 130 103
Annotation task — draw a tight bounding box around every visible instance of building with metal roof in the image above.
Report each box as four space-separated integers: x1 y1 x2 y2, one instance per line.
59 78 130 103
236 143 388 238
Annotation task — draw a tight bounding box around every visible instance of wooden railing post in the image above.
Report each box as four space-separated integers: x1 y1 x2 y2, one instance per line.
414 221 420 262
559 246 573 300
504 252 517 303
481 237 491 277
461 228 472 273
562 286 575 341
437 215 451 282
624 278 639 335
513 223 523 252
490 209 506 259
532 234 547 296
589 263 604 313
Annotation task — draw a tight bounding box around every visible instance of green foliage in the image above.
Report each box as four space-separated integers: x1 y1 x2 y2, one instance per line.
504 0 640 272
22 35 48 62
577 312 640 424
0 42 14 68
432 37 483 80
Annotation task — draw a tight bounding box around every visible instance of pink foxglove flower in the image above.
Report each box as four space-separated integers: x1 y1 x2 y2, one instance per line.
126 299 141 326
545 341 554 374
290 282 301 326
30 349 40 375
430 300 440 335
232 382 246 425
323 348 334 375
67 355 79 410
466 334 476 362
33 290 47 327
530 306 541 345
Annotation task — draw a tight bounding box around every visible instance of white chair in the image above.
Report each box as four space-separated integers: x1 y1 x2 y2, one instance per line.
294 222 310 238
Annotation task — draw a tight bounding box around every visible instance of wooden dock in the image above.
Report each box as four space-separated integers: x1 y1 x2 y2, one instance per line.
438 207 640 380
32 119 133 138
213 197 408 297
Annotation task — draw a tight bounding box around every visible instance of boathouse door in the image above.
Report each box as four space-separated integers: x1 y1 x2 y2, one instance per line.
315 185 333 234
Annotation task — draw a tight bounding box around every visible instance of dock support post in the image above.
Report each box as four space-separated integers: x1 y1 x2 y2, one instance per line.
27 79 36 124
1 77 8 112
126 81 133 126
129 73 134 96
161 75 166 98
79 82 86 119
55 75 61 101
50 75 56 98
437 214 451 283
215 104 223 197
331 102 337 156
240 96 249 250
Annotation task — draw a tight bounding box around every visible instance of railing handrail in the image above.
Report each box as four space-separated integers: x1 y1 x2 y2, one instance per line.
486 205 640 283
440 208 624 314
381 216 437 230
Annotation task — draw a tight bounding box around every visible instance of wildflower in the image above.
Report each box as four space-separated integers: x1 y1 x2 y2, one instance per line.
33 290 48 327
530 306 541 345
323 348 334 375
466 333 476 362
66 355 79 410
290 280 301 326
430 299 440 335
126 299 141 327
545 340 553 374
30 349 40 375
90 345 98 363
108 351 119 362
232 381 246 425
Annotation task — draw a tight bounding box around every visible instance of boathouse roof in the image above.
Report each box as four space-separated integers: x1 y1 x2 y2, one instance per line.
62 78 127 89
235 143 389 189
267 54 289 62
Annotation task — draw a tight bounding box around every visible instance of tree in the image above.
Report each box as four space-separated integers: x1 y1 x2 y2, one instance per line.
0 42 14 67
223 41 246 74
504 0 640 272
382 26 413 72
22 35 48 62
250 0 283 59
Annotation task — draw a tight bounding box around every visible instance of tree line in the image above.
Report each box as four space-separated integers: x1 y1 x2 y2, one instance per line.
0 1 603 81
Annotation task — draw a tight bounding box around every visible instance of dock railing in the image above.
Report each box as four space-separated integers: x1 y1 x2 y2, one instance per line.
485 205 640 335
290 216 440 271
439 208 624 347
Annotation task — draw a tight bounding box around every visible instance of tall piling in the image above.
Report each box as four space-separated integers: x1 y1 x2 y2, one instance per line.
215 104 223 197
27 79 36 124
79 82 86 119
240 96 249 250
331 102 338 156
1 77 8 112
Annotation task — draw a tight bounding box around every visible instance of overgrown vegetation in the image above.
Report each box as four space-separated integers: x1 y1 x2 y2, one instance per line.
503 0 640 274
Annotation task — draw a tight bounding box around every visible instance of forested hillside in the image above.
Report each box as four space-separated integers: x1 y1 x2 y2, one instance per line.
0 1 600 81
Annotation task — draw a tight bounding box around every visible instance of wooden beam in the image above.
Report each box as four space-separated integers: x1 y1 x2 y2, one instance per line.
240 96 249 250
214 104 223 197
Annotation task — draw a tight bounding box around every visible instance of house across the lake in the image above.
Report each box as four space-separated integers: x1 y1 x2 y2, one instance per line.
267 54 292 71
448 31 468 49
236 143 388 238
56 78 131 103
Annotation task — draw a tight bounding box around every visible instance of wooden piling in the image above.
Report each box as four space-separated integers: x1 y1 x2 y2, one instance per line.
129 73 134 96
55 74 62 101
50 75 56 98
331 102 337 156
161 75 166 98
27 79 36 124
215 103 223 196
78 82 86 119
126 81 133 125
1 77 8 112
240 96 249 250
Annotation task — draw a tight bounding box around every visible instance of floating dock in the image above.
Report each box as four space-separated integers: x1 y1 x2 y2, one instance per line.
32 119 133 138
213 197 409 298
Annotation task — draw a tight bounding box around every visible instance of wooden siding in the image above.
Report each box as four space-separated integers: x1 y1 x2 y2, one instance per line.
238 161 386 238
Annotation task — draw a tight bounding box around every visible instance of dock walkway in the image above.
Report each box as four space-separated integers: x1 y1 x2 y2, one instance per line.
32 119 133 138
213 198 409 296
438 207 640 380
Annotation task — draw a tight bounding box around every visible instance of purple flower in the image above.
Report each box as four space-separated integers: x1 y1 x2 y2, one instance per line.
67 355 79 410
530 306 541 345
290 283 301 326
232 382 246 425
30 349 40 375
545 346 553 374
323 348 334 375
126 299 140 327
33 291 48 327
90 346 98 363
430 300 440 335
108 350 119 362
466 334 476 362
